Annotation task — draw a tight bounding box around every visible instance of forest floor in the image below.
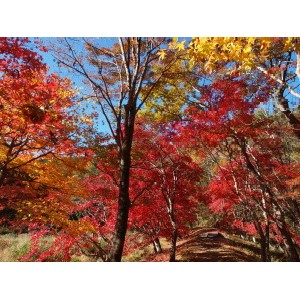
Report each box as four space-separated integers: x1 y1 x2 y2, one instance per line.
142 227 284 262
0 227 285 262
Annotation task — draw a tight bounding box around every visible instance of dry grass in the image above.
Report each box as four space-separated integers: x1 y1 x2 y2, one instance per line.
0 233 31 262
0 233 94 262
70 255 96 262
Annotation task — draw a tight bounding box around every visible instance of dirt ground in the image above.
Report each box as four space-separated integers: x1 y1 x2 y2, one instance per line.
144 227 283 262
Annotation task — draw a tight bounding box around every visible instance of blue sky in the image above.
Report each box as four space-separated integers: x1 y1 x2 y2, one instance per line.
35 38 118 135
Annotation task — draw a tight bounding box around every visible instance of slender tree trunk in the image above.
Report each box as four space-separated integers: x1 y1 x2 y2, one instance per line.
169 213 178 262
254 222 266 261
273 205 299 262
236 137 299 261
265 222 270 261
255 221 270 262
152 237 162 254
260 237 267 262
0 168 7 186
260 238 267 262
261 196 270 261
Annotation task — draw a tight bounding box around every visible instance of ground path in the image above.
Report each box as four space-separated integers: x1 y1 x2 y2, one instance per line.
145 227 264 262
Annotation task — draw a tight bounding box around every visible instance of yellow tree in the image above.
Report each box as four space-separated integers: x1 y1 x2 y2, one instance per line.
184 37 300 139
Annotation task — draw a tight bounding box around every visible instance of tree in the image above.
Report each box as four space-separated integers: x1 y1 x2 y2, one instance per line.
179 75 300 261
52 37 180 261
129 122 203 261
0 38 99 261
184 37 300 139
0 38 82 219
81 120 203 261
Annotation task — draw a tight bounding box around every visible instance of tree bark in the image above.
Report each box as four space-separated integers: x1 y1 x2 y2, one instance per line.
276 89 300 139
257 66 300 139
169 212 178 262
107 148 131 262
254 221 270 262
261 196 270 262
107 112 135 262
153 237 162 254
272 203 299 262
264 222 270 261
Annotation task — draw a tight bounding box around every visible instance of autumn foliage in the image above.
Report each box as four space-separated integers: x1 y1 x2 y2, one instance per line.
1 37 300 262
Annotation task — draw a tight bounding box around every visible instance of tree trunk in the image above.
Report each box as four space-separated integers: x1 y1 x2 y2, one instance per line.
255 221 270 262
260 237 267 262
152 237 162 254
257 65 300 139
269 200 299 261
107 116 134 262
107 150 131 262
273 209 299 262
169 214 178 262
276 89 300 139
0 168 7 186
262 198 270 262
260 196 271 262
264 222 270 261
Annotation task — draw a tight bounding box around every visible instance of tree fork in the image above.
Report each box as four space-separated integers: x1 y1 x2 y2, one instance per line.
276 88 300 139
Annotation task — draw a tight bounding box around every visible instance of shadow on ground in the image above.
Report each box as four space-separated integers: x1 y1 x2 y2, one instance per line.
177 234 256 262
145 227 284 262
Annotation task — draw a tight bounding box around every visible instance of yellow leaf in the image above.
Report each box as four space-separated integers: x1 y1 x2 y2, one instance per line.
244 45 252 53
176 41 186 51
158 50 166 60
